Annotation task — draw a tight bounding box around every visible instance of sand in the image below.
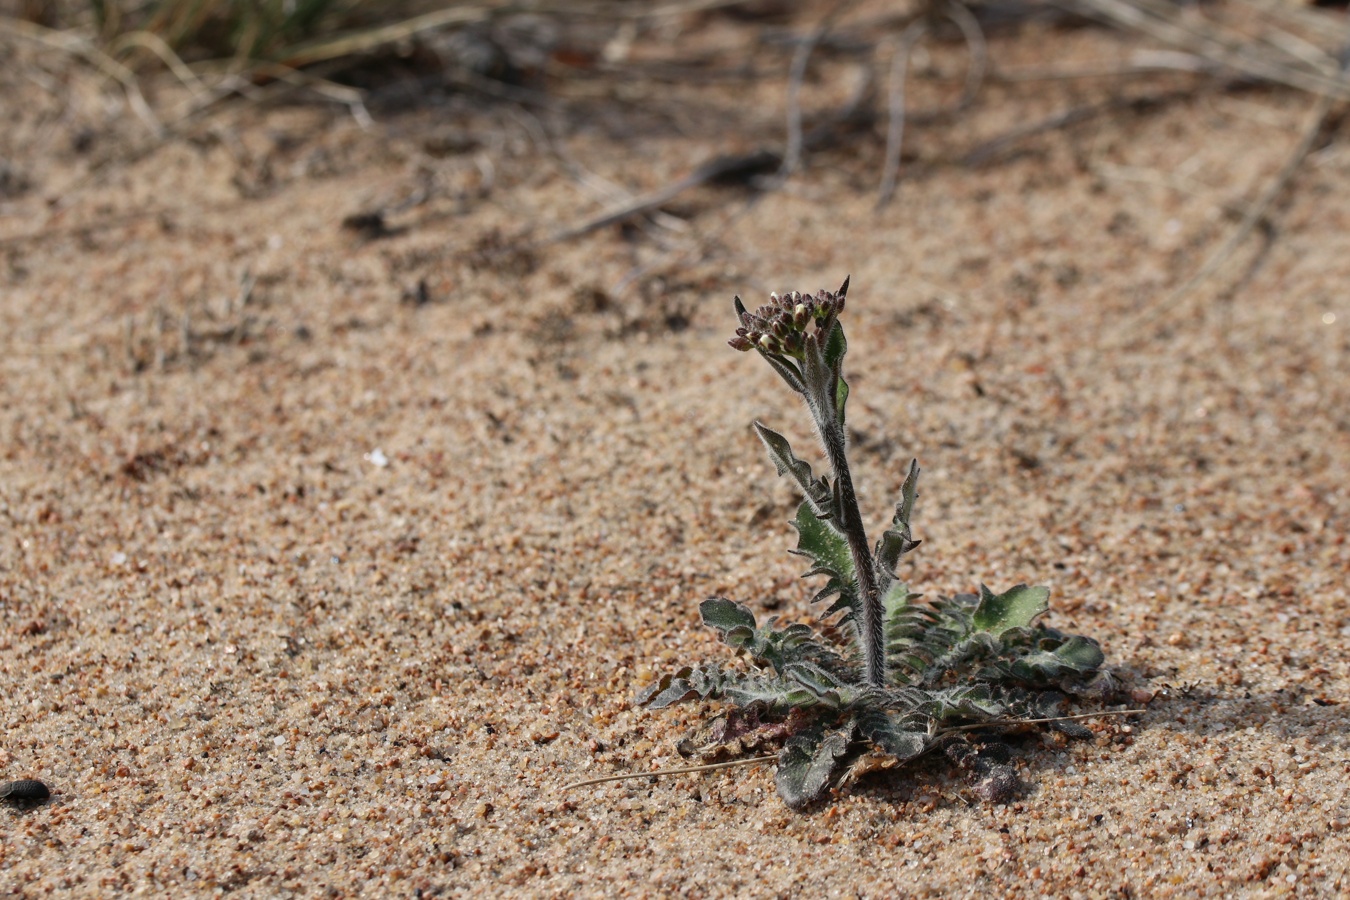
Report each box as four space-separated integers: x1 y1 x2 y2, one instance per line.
1 5 1348 897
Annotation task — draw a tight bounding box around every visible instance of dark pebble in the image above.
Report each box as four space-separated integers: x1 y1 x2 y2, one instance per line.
0 780 50 802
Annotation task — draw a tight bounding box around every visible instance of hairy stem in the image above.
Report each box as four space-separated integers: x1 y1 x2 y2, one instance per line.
817 411 886 688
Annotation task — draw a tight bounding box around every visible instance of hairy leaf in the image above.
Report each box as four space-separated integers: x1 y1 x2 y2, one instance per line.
635 666 701 709
1051 635 1105 672
752 422 832 516
700 597 757 634
973 584 1049 636
999 635 1105 684
822 320 849 427
791 500 864 640
858 710 930 762
760 352 806 395
876 460 921 584
700 598 852 677
776 721 855 809
792 501 853 580
722 672 819 710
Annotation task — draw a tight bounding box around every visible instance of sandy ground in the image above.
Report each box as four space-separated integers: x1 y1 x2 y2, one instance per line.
2 4 1349 897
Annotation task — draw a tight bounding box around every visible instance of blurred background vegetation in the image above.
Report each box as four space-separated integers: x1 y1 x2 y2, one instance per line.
8 0 439 62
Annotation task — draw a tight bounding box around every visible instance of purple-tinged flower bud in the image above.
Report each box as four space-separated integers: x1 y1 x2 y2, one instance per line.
783 331 804 355
793 303 810 330
728 336 754 351
757 334 781 353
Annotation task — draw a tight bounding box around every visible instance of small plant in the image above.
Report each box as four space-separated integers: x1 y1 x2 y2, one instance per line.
637 277 1109 809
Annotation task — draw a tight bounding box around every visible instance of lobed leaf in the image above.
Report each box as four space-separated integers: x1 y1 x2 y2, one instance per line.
972 584 1049 636
791 500 865 642
700 598 851 677
857 709 930 762
776 720 856 809
875 460 921 585
635 666 703 709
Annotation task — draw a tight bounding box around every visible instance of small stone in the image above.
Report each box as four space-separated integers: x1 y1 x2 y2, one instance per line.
973 765 1020 804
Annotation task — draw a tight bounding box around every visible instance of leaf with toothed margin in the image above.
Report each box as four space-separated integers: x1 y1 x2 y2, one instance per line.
857 709 930 762
776 719 856 809
791 500 861 632
634 666 700 708
700 598 850 676
753 422 832 516
880 578 914 647
972 583 1049 637
999 634 1105 683
876 460 921 586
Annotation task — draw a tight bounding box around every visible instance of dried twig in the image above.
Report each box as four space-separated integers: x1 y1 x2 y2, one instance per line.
1055 0 1350 100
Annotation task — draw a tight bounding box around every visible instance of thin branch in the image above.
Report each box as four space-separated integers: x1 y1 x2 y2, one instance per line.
1168 86 1335 298
564 754 778 790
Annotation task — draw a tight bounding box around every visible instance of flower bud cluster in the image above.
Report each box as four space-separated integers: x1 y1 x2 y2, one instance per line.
728 286 846 356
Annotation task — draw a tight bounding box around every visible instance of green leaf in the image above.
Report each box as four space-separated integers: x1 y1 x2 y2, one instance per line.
776 721 855 809
752 422 831 515
881 579 912 624
700 597 757 634
784 661 856 709
823 321 849 428
972 584 1049 636
635 667 699 709
791 500 862 636
823 319 847 373
792 501 854 580
858 710 929 761
759 351 806 395
876 460 921 583
721 672 817 710
1053 635 1105 672
835 373 849 429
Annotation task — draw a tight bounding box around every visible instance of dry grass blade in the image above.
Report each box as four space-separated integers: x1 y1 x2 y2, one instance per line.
0 14 163 135
1056 0 1350 100
565 755 778 790
781 0 863 179
1107 80 1338 346
935 708 1147 736
876 20 928 209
